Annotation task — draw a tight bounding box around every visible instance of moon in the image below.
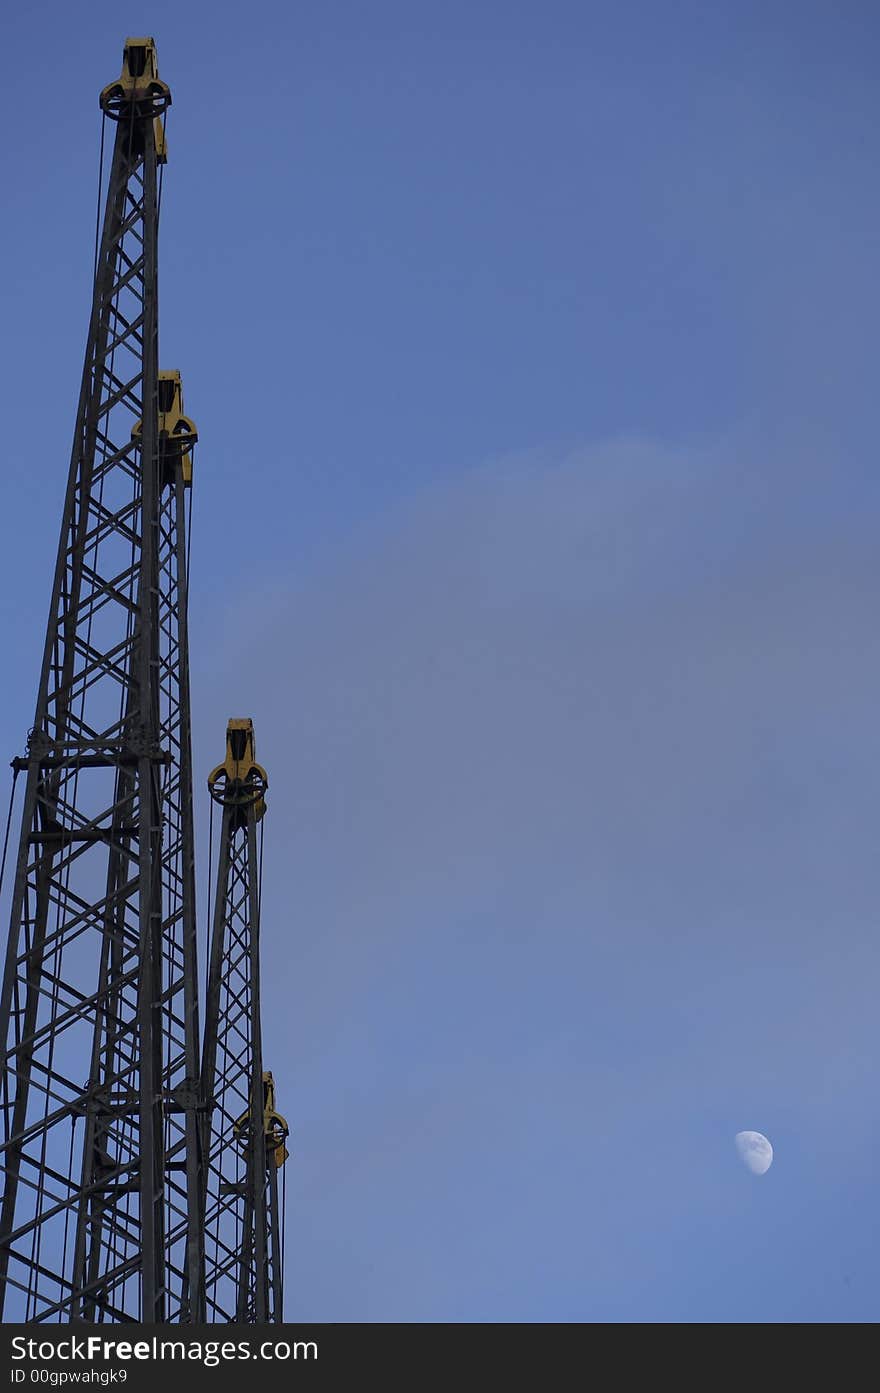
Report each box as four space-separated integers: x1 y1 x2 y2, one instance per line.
735 1130 773 1175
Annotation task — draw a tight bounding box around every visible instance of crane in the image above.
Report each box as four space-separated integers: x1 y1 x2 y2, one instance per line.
0 38 288 1324
202 721 288 1322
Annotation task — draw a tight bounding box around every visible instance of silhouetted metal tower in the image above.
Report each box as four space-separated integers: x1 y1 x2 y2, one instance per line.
202 721 288 1323
0 40 205 1322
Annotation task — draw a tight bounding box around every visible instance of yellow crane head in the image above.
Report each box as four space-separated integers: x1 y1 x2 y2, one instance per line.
100 37 171 158
208 720 269 823
231 1072 290 1168
131 371 197 488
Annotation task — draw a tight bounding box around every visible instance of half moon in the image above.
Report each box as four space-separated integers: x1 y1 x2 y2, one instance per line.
735 1130 773 1175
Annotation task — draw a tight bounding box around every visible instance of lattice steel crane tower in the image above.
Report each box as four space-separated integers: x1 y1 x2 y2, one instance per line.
202 721 288 1323
0 38 288 1325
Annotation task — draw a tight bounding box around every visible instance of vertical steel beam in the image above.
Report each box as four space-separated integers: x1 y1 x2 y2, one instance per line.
173 462 205 1323
135 116 164 1324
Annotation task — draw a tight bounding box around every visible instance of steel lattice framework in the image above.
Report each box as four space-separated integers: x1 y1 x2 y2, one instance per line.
0 42 204 1323
201 723 287 1323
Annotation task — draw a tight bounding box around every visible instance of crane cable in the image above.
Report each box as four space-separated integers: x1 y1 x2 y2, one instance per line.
93 113 106 281
280 1140 287 1302
157 112 168 224
21 100 108 1310
0 765 20 910
206 791 214 979
256 814 288 1307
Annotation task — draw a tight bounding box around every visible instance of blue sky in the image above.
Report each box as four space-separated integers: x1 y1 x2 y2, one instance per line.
2 2 879 1321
